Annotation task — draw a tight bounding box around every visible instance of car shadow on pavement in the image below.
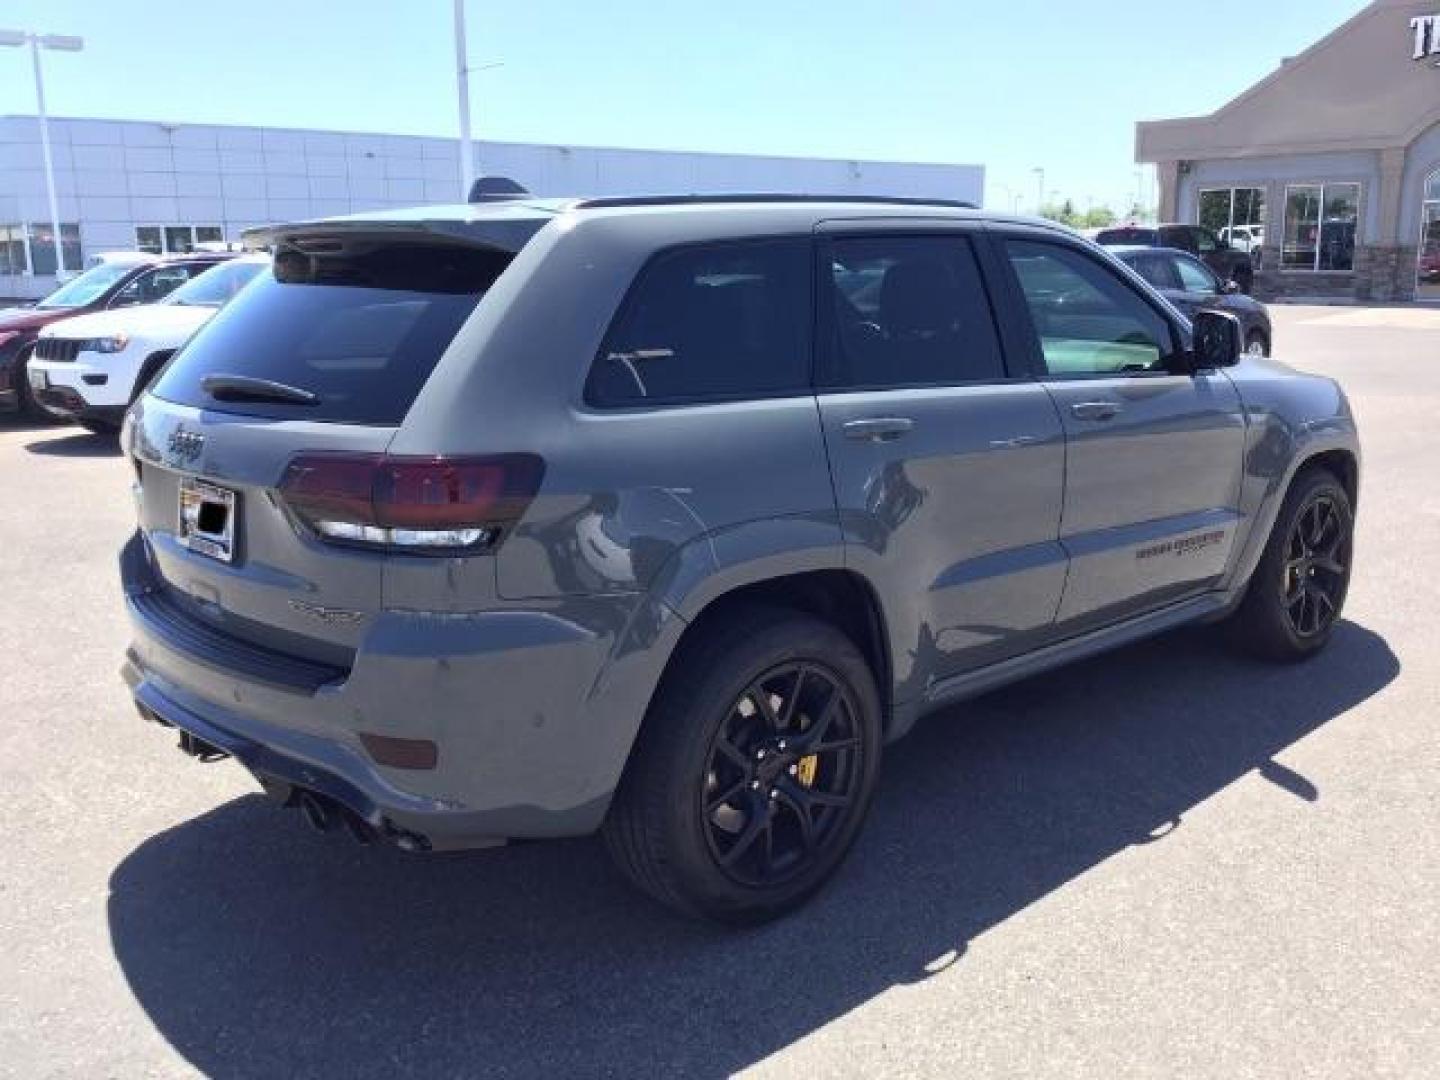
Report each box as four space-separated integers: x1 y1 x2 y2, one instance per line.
107 620 1397 1079
23 431 121 457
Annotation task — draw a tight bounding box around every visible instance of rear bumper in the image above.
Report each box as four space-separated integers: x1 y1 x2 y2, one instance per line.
119 531 663 849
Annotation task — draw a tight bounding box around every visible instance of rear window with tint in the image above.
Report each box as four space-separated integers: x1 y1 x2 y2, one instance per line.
151 243 513 424
1095 228 1158 247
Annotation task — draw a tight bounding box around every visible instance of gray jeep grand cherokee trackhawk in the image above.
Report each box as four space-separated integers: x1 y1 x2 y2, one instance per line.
120 192 1359 923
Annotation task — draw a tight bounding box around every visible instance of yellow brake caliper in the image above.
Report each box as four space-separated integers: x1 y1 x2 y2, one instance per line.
795 752 819 787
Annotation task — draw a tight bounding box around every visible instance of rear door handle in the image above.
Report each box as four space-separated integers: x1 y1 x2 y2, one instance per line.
843 417 915 442
1070 401 1121 422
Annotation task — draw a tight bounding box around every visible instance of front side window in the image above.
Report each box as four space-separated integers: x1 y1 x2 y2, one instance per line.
1283 183 1359 271
822 235 1005 389
1172 254 1219 294
1006 240 1173 377
111 265 195 307
587 239 810 407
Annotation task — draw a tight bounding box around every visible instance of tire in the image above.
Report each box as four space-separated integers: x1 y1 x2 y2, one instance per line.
13 347 69 425
1230 467 1354 662
603 607 883 924
1244 331 1269 358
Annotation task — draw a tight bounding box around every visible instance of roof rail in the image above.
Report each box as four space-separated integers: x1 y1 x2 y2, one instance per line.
572 193 979 211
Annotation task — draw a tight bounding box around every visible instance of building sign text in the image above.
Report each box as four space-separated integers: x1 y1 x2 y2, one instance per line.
1413 13 1440 65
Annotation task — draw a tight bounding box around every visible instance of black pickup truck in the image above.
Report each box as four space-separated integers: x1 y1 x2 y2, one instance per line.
1096 223 1256 294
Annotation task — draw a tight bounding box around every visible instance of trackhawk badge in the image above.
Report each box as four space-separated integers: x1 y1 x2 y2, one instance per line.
287 598 366 625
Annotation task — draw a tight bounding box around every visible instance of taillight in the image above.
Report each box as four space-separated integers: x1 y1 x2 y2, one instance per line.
277 452 544 554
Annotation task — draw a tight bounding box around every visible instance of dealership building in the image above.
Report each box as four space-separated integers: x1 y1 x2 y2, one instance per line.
0 114 983 300
1138 0 1440 302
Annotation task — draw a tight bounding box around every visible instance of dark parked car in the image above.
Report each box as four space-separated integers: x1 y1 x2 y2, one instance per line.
0 251 232 419
1418 242 1439 282
121 192 1358 923
1095 223 1256 294
1113 246 1274 356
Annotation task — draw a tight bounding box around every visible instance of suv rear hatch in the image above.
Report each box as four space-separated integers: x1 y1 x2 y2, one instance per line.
128 212 551 673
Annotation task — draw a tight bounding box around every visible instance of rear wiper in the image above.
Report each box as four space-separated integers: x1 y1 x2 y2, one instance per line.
200 373 319 406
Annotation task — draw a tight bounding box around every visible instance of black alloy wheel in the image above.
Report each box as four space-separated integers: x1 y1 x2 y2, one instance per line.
701 662 865 888
604 608 882 923
1231 467 1354 661
1282 493 1350 640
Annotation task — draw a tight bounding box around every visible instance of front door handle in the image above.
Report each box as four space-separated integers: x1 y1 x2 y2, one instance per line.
1070 401 1122 422
843 417 915 442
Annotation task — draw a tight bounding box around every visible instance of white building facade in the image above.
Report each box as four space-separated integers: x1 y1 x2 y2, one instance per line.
0 114 984 299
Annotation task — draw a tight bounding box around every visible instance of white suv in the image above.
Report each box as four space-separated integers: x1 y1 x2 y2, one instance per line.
29 255 267 433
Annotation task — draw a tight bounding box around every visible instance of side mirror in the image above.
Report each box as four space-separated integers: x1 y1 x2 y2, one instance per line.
1220 279 1241 295
1190 309 1241 369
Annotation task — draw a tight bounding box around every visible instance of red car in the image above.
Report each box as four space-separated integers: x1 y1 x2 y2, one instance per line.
0 252 231 419
1420 245 1440 283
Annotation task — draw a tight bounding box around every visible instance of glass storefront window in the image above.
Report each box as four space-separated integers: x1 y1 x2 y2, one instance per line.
135 224 225 255
1282 186 1321 269
0 224 23 276
1283 183 1359 272
1198 187 1266 253
0 223 83 275
1319 184 1359 271
1420 169 1440 302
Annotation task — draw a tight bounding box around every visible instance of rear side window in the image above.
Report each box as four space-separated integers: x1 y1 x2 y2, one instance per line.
152 243 512 424
1095 228 1158 247
822 235 1005 389
586 239 810 407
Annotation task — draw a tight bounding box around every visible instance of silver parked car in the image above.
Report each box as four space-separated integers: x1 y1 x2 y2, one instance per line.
120 192 1360 923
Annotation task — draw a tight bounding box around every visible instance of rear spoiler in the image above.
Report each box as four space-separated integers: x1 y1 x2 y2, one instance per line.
242 210 552 256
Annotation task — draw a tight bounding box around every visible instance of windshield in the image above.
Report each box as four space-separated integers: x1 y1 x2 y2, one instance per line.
164 260 268 308
37 262 137 309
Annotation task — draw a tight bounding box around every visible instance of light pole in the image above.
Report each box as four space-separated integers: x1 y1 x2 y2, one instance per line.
1031 167 1045 215
451 2 504 200
1 29 84 278
453 1 474 199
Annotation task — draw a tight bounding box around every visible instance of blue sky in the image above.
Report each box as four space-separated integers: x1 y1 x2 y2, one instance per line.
3 0 1365 213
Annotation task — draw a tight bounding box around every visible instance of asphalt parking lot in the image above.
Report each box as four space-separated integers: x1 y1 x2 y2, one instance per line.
1 305 1436 1079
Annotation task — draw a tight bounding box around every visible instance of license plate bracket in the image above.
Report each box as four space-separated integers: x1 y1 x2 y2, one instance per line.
179 478 237 563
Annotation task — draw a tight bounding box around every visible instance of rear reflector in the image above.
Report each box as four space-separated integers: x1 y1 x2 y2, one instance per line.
359 733 439 771
278 452 543 555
